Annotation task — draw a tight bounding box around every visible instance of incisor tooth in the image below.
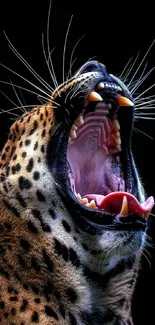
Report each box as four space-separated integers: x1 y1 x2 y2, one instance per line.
76 194 98 209
76 194 88 205
86 200 98 209
87 91 103 102
97 82 105 89
76 193 82 200
81 198 88 204
119 196 128 216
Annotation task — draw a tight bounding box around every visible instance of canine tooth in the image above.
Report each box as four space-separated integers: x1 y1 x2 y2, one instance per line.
75 115 84 126
119 196 128 216
144 210 151 219
113 119 120 131
117 96 134 107
87 91 103 102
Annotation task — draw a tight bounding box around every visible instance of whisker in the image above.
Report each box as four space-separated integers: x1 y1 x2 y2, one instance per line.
68 34 85 80
135 94 155 103
0 63 52 101
65 84 82 103
127 40 155 87
41 33 58 93
135 116 155 120
131 61 148 85
46 0 59 89
0 80 51 102
0 104 39 115
133 127 154 139
19 88 27 107
135 99 155 107
37 95 47 104
0 107 20 117
142 247 152 269
136 107 155 111
68 57 77 80
70 85 85 100
10 79 27 113
135 112 155 115
145 233 154 244
123 51 140 83
131 67 155 95
62 15 73 83
119 56 133 79
134 84 155 101
0 89 20 108
130 65 149 93
4 32 53 94
51 122 63 137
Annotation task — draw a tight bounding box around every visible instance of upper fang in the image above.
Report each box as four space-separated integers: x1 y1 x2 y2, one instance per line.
87 91 103 102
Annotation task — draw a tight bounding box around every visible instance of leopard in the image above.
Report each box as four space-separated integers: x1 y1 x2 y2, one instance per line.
0 53 154 325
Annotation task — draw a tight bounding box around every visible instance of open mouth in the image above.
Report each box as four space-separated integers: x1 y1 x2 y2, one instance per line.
50 61 154 232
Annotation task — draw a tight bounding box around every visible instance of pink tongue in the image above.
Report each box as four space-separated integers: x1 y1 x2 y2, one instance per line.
84 192 154 216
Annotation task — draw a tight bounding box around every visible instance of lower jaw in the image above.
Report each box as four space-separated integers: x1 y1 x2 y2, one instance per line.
56 184 147 234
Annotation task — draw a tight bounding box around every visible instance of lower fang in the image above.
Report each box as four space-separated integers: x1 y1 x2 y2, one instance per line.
144 210 151 219
119 196 128 216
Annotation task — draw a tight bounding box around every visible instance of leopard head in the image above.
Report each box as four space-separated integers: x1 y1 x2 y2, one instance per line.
0 60 154 260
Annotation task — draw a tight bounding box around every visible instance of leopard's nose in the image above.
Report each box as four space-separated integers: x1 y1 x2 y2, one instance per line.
75 60 110 79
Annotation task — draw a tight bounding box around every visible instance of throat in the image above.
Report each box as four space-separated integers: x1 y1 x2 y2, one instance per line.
81 254 139 325
67 108 124 200
67 137 124 197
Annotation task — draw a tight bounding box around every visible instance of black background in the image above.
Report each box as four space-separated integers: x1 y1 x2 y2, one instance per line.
0 2 155 324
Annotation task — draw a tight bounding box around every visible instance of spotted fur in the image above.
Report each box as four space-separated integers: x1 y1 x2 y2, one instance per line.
0 60 150 325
